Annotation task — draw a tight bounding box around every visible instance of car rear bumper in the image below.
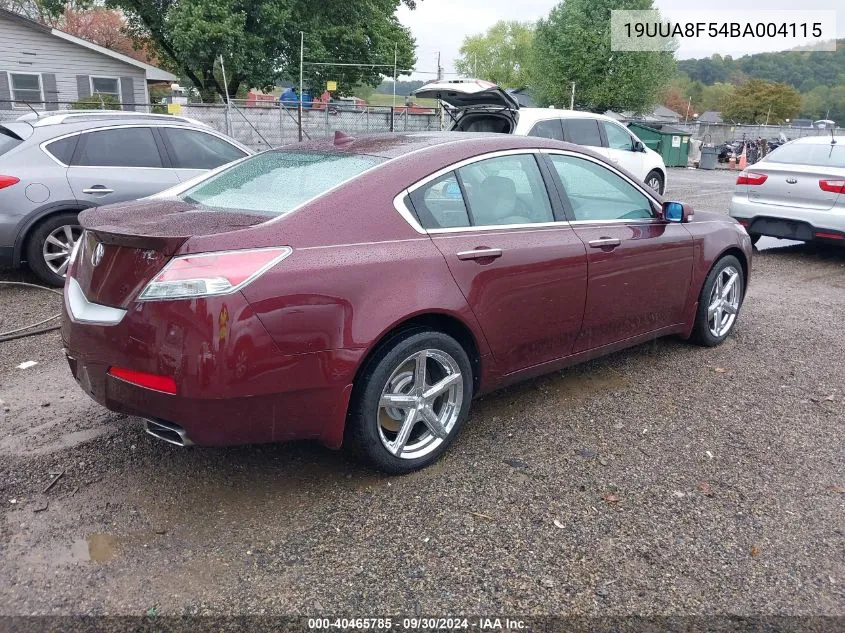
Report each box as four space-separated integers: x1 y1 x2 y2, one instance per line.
729 196 845 242
61 288 364 449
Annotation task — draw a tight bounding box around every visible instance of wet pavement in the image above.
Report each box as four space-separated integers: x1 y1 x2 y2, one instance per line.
1 168 844 616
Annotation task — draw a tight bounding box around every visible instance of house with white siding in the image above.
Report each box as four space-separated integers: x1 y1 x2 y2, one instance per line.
0 8 177 113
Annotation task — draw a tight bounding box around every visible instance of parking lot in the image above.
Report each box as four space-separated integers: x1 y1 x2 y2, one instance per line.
1 167 843 616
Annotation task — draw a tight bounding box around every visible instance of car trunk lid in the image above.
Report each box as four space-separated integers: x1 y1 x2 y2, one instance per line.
72 199 267 308
741 163 842 211
412 79 520 112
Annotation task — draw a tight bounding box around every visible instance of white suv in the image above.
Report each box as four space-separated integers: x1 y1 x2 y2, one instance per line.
414 79 668 194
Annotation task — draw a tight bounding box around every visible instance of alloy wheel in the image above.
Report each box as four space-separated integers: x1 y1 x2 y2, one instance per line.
42 224 82 277
647 175 662 193
707 265 742 338
377 349 463 460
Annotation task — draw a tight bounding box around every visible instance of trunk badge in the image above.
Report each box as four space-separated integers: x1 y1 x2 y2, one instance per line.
91 242 105 267
786 178 798 184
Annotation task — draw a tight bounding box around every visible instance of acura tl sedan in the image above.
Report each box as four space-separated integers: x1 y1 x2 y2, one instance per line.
62 132 752 473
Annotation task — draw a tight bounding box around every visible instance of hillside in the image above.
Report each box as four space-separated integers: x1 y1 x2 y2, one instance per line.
678 40 845 92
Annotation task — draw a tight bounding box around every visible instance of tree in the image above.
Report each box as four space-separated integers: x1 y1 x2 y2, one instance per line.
454 21 534 88
530 0 674 112
61 7 156 64
699 82 735 112
721 80 800 124
106 0 419 102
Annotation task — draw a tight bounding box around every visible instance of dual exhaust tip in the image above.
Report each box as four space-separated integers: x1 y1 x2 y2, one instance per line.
143 418 193 447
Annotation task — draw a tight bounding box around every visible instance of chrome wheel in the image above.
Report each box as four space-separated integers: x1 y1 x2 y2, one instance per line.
42 224 82 277
647 175 662 193
377 349 463 460
707 265 741 338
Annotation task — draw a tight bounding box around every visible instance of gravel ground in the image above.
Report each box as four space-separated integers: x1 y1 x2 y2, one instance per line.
0 168 843 617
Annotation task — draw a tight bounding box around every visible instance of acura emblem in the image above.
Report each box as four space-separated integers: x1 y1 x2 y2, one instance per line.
786 177 798 184
91 242 104 267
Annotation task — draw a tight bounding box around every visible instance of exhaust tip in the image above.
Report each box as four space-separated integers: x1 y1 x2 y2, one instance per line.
143 418 193 447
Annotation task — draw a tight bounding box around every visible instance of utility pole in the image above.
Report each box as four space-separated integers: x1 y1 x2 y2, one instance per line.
391 43 397 132
298 31 304 142
765 104 771 126
684 96 692 124
437 51 444 131
569 82 575 110
219 55 231 136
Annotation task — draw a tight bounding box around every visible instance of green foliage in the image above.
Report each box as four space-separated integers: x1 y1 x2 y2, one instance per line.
800 85 845 121
721 80 801 124
530 0 674 113
454 21 534 89
679 42 845 93
106 0 419 102
699 82 735 112
72 94 122 110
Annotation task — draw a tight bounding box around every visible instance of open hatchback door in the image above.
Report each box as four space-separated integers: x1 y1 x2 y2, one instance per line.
412 79 519 133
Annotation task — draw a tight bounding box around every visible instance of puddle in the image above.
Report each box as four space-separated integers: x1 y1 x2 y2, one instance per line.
68 533 118 563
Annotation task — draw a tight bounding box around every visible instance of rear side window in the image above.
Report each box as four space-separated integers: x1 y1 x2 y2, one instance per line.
181 151 385 216
0 128 23 157
74 127 162 168
409 172 471 229
527 119 564 141
161 128 247 169
564 119 602 147
45 135 78 164
766 143 845 168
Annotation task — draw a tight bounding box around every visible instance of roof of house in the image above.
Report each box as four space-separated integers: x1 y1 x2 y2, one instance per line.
0 8 177 82
698 110 723 124
650 105 682 119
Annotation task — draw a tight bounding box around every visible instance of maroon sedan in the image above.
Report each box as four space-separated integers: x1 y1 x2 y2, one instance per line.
62 133 752 473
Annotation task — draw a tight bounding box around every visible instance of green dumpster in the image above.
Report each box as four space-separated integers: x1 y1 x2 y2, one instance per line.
627 123 692 167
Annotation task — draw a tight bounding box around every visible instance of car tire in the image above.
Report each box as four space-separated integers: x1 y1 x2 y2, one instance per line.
691 255 745 347
645 170 665 195
25 212 82 287
345 328 473 474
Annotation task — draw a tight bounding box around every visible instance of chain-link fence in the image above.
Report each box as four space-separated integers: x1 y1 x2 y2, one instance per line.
0 100 444 151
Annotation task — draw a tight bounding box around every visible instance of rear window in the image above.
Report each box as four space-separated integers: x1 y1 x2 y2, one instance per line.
45 136 78 164
0 128 23 157
181 151 385 216
767 142 845 168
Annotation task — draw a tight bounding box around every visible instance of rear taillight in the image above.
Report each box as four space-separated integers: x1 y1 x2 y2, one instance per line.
138 247 292 301
108 367 177 394
737 172 768 186
0 175 20 190
819 179 845 194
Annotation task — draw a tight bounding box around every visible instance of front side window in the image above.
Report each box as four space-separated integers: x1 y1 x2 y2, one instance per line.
9 73 43 107
90 77 121 102
602 122 634 150
181 151 385 217
527 119 564 141
564 118 602 147
162 128 247 169
410 172 470 229
550 154 654 222
457 154 554 226
74 128 162 168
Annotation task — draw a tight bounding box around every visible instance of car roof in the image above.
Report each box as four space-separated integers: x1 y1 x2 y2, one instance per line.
789 135 844 145
280 131 584 159
17 110 211 131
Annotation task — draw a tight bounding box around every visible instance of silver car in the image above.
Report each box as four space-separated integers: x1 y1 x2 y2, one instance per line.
0 111 251 285
729 135 844 246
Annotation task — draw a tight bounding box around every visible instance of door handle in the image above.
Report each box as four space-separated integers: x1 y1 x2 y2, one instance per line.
456 248 503 261
82 186 114 195
588 237 621 249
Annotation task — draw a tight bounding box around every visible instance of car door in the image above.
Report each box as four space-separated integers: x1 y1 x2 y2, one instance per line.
409 150 588 374
158 127 249 181
543 151 693 353
65 126 179 206
600 120 646 180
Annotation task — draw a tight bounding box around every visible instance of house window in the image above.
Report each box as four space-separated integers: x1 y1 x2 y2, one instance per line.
89 77 121 104
9 73 43 108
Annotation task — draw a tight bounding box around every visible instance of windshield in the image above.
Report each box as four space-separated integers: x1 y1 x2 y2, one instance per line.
180 151 386 216
766 142 845 168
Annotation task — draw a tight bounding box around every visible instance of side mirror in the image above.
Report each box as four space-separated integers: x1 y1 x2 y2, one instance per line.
633 140 645 152
663 201 693 223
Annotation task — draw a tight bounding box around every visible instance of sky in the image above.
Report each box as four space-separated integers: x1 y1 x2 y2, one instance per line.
396 0 843 79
